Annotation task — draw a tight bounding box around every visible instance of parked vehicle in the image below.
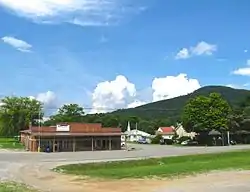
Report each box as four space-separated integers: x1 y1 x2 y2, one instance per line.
181 140 198 146
138 139 148 144
230 140 237 145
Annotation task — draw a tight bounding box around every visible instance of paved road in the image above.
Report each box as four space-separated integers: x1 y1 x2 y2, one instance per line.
1 144 250 163
0 144 250 192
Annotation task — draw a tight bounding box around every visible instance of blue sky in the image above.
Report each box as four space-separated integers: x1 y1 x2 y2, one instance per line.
0 0 250 113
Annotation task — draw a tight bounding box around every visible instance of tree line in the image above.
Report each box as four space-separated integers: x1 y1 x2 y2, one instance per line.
0 92 250 137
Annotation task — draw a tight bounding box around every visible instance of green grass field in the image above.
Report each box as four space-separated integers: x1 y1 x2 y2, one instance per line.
0 138 24 149
55 150 250 179
0 182 37 192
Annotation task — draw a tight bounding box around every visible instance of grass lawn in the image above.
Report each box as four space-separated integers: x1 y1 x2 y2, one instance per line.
0 182 38 192
0 138 24 149
54 150 250 179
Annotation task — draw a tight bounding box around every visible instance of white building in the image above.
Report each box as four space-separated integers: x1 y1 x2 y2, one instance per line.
157 126 175 140
175 123 196 139
123 121 152 143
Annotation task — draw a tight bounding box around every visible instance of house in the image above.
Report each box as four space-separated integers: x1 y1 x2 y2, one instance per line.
175 123 196 139
156 126 175 140
20 122 121 152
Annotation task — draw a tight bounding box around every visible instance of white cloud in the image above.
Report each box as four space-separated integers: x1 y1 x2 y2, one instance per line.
151 73 201 102
233 59 250 76
244 49 248 53
175 48 189 59
90 74 201 113
91 75 136 113
226 84 250 89
36 91 57 109
175 41 217 60
127 100 146 108
233 68 250 76
30 91 58 112
191 41 217 56
0 0 145 26
1 36 32 52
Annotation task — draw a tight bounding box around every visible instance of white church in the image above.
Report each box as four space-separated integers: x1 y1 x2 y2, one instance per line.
122 122 152 143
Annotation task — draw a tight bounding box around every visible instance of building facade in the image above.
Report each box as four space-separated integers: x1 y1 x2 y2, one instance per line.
124 129 152 143
20 123 121 152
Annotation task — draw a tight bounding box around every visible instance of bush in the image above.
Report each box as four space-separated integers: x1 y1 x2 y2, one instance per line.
177 136 192 144
151 134 163 144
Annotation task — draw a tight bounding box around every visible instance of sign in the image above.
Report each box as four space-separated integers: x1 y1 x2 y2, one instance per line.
56 124 70 132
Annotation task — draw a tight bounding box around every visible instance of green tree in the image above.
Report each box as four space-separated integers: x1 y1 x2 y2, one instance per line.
138 120 155 135
182 93 232 132
49 104 85 123
227 108 244 132
0 96 42 136
101 114 119 127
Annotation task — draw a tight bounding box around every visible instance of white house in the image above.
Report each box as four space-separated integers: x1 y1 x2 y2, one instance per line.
175 123 196 139
157 126 175 140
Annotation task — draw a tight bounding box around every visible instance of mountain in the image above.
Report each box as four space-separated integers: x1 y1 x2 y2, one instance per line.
112 86 250 121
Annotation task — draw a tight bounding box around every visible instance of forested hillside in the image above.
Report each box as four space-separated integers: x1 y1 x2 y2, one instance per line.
111 86 250 121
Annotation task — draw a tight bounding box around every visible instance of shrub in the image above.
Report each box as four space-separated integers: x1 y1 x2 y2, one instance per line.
151 134 163 144
177 136 192 144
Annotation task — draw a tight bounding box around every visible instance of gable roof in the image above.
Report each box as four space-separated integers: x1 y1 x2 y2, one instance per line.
20 122 121 135
124 129 151 137
158 127 175 133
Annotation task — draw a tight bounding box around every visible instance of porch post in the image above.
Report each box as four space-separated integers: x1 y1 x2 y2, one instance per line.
91 136 94 151
53 136 55 152
109 136 112 150
73 137 76 152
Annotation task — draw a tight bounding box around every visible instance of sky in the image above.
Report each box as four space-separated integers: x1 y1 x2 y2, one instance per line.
0 0 250 114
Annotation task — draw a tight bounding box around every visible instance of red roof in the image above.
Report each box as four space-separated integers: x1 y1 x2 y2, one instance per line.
20 122 121 134
159 127 174 133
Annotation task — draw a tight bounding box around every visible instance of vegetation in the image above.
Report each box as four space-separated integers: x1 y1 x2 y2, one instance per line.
0 96 42 136
0 182 38 192
182 93 232 132
1 85 250 137
111 86 250 121
44 86 250 133
0 138 24 149
151 134 163 144
55 150 250 179
44 104 85 125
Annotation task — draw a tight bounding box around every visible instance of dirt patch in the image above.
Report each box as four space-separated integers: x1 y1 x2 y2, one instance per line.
156 170 250 192
11 163 250 192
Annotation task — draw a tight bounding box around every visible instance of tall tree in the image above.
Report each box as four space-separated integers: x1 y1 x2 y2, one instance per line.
182 93 232 132
49 104 85 123
0 96 42 136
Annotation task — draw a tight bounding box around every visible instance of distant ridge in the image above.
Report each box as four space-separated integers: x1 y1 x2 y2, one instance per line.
111 86 250 121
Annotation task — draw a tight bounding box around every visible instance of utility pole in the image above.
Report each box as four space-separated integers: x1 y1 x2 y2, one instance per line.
135 122 138 142
227 131 230 146
38 110 41 152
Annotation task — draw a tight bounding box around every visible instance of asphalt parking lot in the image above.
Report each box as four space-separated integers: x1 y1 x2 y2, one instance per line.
2 143 250 163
